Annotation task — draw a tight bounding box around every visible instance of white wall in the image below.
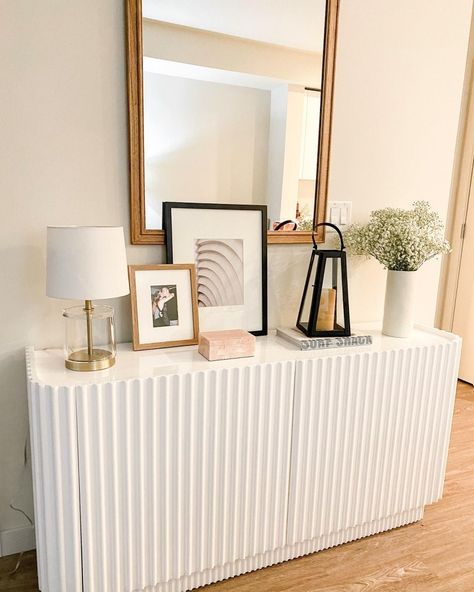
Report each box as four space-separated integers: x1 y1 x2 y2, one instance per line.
144 71 270 228
0 0 470 547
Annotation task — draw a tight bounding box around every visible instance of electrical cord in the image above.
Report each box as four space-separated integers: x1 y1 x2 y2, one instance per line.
7 433 34 577
8 551 25 577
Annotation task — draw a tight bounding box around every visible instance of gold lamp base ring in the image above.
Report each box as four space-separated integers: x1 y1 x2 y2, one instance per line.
66 348 115 372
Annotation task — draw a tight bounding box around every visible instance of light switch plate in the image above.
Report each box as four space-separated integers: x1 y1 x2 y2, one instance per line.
327 201 352 230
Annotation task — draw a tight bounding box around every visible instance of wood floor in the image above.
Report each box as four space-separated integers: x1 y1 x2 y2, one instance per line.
1 381 473 592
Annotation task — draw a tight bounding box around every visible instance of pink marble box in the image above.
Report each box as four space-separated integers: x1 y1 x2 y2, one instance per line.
198 329 256 361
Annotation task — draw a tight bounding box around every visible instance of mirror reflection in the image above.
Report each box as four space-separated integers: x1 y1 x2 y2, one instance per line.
142 0 326 231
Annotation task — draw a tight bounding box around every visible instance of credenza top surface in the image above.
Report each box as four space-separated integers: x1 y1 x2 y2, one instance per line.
27 324 460 388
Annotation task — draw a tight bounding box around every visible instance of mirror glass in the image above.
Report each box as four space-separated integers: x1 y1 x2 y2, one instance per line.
141 0 326 232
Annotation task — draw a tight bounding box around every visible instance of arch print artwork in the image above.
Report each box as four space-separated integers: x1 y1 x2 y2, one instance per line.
194 239 244 307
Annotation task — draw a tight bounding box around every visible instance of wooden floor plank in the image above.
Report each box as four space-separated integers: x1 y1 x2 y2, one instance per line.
1 381 473 591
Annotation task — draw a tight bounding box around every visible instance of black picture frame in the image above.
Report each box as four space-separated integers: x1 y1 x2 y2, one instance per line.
163 202 268 336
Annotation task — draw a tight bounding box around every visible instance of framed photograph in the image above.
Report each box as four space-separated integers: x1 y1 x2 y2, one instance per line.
163 203 267 336
128 264 199 350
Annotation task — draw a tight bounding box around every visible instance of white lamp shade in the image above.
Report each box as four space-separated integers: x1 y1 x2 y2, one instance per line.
47 226 130 300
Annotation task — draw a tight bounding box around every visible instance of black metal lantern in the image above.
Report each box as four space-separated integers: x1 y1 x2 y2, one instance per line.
297 223 351 337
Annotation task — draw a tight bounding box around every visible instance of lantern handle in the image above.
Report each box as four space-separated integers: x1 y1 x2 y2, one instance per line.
312 222 345 250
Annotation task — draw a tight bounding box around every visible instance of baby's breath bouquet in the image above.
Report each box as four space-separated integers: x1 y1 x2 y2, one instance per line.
343 201 450 271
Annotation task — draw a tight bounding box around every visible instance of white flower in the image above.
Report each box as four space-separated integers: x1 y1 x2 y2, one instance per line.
343 201 450 271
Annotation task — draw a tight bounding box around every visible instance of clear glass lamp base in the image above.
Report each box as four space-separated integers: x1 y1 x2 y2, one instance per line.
63 302 116 372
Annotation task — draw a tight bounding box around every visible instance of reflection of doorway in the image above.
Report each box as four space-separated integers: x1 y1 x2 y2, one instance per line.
439 27 474 383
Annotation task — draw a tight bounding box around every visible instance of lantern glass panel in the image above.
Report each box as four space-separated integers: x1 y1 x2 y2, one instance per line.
332 257 347 332
316 256 338 332
299 258 315 330
315 254 348 334
296 251 317 334
335 259 348 331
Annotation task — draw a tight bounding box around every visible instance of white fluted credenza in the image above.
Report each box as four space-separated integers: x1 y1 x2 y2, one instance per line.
27 326 461 592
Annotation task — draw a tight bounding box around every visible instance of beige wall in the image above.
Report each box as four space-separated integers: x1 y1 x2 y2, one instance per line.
0 0 470 544
329 0 472 325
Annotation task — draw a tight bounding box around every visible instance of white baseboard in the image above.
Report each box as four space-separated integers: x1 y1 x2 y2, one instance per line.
0 525 36 557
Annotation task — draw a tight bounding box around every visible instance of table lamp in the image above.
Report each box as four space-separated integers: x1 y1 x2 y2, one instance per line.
47 226 129 371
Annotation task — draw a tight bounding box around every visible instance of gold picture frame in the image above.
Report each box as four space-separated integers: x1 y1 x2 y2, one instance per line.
126 0 339 245
129 264 200 350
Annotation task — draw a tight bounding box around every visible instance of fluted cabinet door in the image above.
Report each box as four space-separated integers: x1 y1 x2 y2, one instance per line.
76 361 295 592
27 382 82 592
287 342 460 546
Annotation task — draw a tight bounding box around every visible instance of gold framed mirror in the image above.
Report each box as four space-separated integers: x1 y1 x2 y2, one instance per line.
126 0 339 245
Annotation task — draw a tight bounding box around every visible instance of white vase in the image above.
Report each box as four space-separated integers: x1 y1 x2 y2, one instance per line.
382 270 417 338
